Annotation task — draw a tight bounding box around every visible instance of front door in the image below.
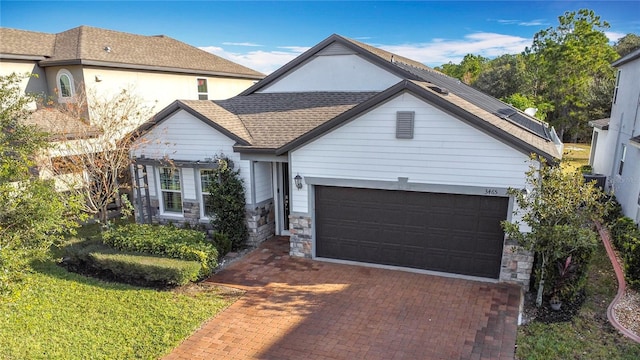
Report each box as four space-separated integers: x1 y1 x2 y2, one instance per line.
282 163 290 231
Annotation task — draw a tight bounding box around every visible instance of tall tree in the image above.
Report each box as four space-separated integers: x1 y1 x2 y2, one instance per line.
614 33 640 57
475 54 532 99
0 73 83 294
436 53 488 84
527 9 619 141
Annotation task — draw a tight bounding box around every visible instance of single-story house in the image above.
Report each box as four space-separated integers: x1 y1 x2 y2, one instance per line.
131 34 563 288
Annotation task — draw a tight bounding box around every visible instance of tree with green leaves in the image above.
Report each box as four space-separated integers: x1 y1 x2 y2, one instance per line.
205 155 248 250
527 9 619 142
614 33 640 57
0 73 83 294
474 54 531 100
435 53 488 84
502 157 604 307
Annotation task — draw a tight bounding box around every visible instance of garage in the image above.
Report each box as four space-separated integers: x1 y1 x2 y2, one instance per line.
315 186 509 279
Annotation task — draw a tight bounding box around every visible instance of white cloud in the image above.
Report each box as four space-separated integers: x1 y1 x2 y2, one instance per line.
605 31 626 42
379 32 532 66
496 18 548 26
201 32 532 74
222 42 263 47
200 46 308 74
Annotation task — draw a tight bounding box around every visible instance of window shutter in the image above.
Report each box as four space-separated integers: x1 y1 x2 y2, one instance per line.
396 111 415 139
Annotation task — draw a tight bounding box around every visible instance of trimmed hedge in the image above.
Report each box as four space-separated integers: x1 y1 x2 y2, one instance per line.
102 224 218 277
609 216 640 290
90 252 201 286
60 239 201 286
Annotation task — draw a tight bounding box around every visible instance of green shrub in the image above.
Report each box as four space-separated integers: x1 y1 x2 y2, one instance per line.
61 238 202 286
213 232 232 257
102 224 218 277
90 252 201 286
609 216 640 290
602 195 623 226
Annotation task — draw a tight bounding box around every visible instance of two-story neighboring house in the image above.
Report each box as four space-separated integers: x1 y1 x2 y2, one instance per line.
589 48 640 225
0 26 264 112
0 25 263 192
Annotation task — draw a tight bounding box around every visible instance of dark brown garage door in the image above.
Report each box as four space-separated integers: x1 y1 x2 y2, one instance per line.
315 186 508 278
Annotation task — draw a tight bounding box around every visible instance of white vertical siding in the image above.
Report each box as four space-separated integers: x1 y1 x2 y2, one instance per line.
132 109 252 204
290 93 531 213
259 54 401 93
254 162 273 203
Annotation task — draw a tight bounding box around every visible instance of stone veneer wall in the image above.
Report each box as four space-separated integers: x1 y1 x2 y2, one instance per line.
245 199 275 247
289 214 312 258
135 194 275 247
500 239 534 290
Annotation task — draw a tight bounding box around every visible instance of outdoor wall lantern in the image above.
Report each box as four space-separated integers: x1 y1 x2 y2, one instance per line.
294 174 303 190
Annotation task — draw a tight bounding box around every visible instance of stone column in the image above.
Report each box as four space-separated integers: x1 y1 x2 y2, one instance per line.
289 214 312 258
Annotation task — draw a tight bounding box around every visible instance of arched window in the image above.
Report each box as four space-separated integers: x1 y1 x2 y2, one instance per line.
56 69 75 98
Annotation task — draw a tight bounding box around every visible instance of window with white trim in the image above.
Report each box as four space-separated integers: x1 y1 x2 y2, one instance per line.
197 78 208 100
56 69 75 99
159 167 183 213
618 144 627 176
613 70 621 104
200 169 216 217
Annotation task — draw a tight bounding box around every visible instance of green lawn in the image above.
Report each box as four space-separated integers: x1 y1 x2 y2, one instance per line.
516 242 640 359
0 258 240 359
561 142 591 173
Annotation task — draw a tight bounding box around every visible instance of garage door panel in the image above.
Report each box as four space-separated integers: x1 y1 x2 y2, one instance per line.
315 186 507 278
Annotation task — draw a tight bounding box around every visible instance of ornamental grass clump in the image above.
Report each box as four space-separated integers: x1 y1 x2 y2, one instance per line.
102 224 218 278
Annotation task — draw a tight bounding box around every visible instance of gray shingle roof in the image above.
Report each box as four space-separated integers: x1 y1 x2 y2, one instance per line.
1 26 264 79
138 34 562 160
589 118 610 130
215 92 378 149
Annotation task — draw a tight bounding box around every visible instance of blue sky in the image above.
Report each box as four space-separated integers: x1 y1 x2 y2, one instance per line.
1 1 639 73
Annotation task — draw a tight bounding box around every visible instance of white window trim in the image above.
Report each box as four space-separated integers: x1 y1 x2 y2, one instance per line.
197 78 208 100
198 168 216 220
618 144 627 176
157 167 184 217
56 69 76 102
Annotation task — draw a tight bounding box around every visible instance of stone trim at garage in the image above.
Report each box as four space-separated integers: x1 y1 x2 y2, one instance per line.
500 240 534 290
289 214 312 258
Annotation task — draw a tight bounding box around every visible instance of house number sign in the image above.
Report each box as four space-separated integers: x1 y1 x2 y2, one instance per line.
484 188 499 195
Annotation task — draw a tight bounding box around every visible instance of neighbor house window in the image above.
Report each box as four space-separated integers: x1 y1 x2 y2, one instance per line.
200 169 216 217
56 69 75 99
159 167 182 213
618 144 627 176
197 78 208 100
613 70 621 104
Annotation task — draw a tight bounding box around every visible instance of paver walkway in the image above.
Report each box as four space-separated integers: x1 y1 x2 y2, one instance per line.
165 236 521 360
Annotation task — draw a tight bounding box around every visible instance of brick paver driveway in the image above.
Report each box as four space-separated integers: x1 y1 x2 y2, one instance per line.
165 237 521 360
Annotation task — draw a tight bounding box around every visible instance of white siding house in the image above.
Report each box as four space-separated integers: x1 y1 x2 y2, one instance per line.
590 48 640 224
131 34 563 288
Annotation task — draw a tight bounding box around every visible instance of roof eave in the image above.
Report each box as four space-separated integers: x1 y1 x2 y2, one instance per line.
612 48 640 67
37 59 264 79
0 54 48 61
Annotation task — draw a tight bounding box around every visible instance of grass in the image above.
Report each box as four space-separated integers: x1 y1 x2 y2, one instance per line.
561 142 591 173
0 223 241 360
516 242 640 359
